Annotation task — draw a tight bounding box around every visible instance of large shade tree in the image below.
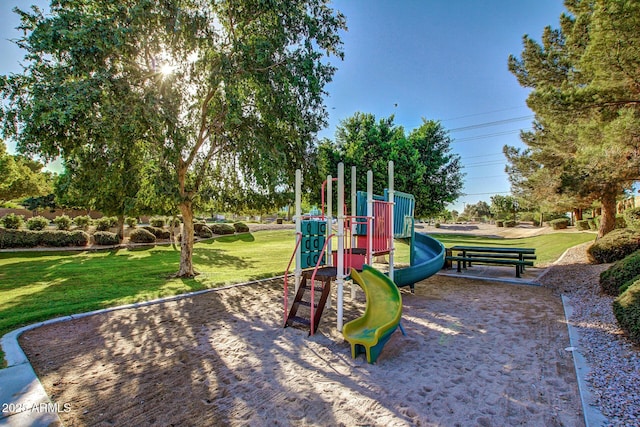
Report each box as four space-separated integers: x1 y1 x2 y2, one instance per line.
317 113 464 217
1 1 346 276
507 0 640 237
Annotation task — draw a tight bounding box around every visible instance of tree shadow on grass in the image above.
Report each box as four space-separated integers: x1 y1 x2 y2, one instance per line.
200 233 256 244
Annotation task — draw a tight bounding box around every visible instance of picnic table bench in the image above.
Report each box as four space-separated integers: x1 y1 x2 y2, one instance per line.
446 245 536 278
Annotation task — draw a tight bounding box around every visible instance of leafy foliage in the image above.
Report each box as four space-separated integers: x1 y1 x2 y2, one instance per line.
211 223 236 235
26 216 49 231
613 280 640 345
93 231 120 246
507 1 640 237
0 141 52 202
94 218 113 232
1 1 346 277
587 229 640 264
490 195 518 221
317 114 463 217
624 207 640 230
196 225 213 239
129 228 156 244
576 220 590 231
0 228 89 248
1 213 24 229
233 222 250 233
73 215 91 230
53 215 72 231
550 218 569 230
141 226 170 240
600 251 640 296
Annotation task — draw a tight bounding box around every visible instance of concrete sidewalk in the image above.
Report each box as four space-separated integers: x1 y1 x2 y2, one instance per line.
1 326 61 426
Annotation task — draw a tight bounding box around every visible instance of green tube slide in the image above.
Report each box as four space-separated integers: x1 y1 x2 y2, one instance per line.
394 232 445 289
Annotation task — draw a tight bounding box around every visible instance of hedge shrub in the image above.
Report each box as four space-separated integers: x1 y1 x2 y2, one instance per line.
194 223 208 233
26 216 49 231
587 228 640 264
169 218 181 227
93 231 120 246
39 230 90 247
504 220 517 228
53 215 72 231
599 251 640 296
150 217 165 228
126 217 138 228
613 280 640 345
94 217 113 231
496 221 504 227
141 225 170 239
616 216 627 229
196 225 213 238
0 229 89 248
129 228 156 243
0 228 39 248
211 223 235 235
550 218 569 230
1 213 24 229
233 222 250 233
588 219 597 230
576 220 591 231
624 207 640 230
73 215 91 230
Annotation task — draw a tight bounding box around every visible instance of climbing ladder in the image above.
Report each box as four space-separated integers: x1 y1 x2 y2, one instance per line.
284 267 336 334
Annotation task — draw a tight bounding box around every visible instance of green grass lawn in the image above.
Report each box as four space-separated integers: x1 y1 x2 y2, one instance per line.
0 228 594 367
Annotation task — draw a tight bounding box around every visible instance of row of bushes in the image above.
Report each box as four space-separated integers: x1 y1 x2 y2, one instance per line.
597 246 640 345
0 213 121 231
0 221 251 248
588 228 640 345
0 213 184 231
0 228 90 249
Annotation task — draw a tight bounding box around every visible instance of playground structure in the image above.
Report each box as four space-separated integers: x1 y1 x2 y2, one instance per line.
283 161 445 362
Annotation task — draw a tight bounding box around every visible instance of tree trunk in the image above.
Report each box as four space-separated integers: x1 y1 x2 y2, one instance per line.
116 215 125 240
598 192 617 238
573 208 583 221
177 200 197 277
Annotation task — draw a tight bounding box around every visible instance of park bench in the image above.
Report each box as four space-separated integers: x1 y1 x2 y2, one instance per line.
445 245 536 278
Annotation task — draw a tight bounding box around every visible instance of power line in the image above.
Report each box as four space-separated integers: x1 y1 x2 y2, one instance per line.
449 115 533 132
441 106 529 122
463 191 511 196
463 160 506 168
464 174 506 179
453 129 522 143
460 152 504 160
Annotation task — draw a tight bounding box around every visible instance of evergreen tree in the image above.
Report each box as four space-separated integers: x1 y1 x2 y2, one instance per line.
507 0 640 237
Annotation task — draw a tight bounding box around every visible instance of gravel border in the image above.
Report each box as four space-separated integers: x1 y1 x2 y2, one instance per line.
536 242 640 426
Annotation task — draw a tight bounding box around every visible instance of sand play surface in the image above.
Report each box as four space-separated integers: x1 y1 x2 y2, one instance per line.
18 273 585 426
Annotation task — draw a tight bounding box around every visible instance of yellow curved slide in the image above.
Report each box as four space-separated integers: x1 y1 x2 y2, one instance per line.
343 265 402 364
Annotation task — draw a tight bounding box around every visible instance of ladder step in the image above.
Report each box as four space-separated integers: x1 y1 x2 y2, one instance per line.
303 285 325 292
288 316 311 326
297 301 318 308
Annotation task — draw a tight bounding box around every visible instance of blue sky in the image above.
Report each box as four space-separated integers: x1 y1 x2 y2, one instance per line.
0 1 567 212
